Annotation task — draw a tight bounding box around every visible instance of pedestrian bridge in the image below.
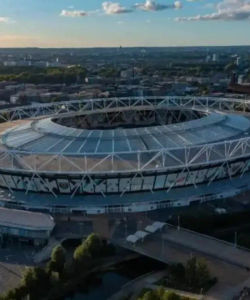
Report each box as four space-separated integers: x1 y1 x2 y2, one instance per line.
112 222 250 270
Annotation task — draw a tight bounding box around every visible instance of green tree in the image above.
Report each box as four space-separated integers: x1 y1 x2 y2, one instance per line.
196 259 211 289
169 263 185 283
49 245 66 275
21 267 50 300
2 287 27 300
73 243 91 269
164 291 181 300
138 288 189 300
84 233 103 257
155 286 165 299
185 257 211 290
0 66 86 84
140 290 158 300
22 267 37 293
99 67 119 78
185 257 198 288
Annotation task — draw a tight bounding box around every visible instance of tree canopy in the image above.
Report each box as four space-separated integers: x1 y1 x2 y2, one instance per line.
0 66 86 84
137 287 194 300
48 245 66 275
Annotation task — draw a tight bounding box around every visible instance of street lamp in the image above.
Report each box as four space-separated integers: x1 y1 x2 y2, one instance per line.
125 223 128 238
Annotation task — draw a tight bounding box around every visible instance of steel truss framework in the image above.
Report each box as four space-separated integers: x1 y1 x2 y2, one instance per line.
0 96 250 199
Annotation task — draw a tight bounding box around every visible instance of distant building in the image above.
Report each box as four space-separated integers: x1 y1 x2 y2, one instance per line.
236 56 241 66
228 83 250 95
212 53 218 62
237 74 245 85
3 61 17 67
205 55 211 63
120 69 134 79
3 60 32 67
10 94 19 104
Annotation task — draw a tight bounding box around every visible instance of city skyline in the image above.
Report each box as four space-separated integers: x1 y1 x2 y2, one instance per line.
0 0 249 47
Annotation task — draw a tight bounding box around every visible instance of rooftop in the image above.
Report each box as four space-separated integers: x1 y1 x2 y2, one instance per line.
0 207 55 231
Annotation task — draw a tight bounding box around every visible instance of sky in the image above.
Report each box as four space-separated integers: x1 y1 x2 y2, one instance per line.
0 0 249 47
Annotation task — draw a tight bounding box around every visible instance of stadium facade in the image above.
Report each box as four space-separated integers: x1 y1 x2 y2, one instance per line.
0 96 250 214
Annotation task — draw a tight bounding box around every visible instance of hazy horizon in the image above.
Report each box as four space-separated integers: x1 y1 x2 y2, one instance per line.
0 45 249 50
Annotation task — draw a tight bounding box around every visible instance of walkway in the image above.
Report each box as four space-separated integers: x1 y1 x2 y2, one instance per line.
109 270 203 300
115 224 250 269
161 225 250 269
112 222 250 299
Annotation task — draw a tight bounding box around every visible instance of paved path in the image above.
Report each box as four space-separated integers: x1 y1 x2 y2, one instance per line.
0 247 34 293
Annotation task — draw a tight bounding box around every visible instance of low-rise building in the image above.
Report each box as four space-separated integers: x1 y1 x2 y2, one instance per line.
0 207 55 246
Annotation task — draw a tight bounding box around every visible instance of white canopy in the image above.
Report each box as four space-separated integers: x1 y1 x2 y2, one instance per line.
126 235 140 244
145 225 158 233
145 221 166 233
152 221 166 230
134 230 149 239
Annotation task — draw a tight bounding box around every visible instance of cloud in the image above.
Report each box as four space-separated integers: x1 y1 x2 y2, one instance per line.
0 17 11 23
176 0 250 21
102 2 133 14
61 1 181 19
174 1 183 8
135 0 182 11
60 10 87 17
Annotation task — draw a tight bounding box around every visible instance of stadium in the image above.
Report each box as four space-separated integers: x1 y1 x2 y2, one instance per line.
0 96 250 215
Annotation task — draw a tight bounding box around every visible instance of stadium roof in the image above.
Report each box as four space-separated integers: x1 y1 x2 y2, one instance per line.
2 112 250 154
0 97 250 174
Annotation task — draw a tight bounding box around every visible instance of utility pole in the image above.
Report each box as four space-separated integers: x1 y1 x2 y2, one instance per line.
125 222 128 238
234 231 238 248
177 215 180 231
161 237 165 258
